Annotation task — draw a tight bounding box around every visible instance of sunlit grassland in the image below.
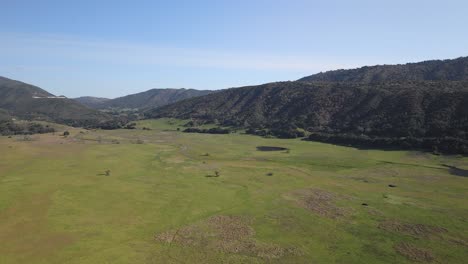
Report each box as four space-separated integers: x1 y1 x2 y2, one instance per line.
0 118 467 263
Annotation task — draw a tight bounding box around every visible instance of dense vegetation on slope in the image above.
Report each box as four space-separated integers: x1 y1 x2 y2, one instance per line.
74 96 110 108
147 81 468 154
299 56 468 83
0 120 55 136
75 88 213 109
0 76 114 127
0 108 12 121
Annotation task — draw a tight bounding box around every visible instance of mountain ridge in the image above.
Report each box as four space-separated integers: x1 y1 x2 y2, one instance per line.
0 76 112 127
299 56 468 83
146 80 468 153
74 88 213 110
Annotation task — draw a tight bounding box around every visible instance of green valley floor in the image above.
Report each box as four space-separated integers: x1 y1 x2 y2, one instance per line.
0 119 467 263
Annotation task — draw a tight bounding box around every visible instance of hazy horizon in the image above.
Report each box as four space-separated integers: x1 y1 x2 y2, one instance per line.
2 0 468 98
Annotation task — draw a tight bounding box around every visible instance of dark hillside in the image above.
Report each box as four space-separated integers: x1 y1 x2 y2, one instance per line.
74 96 111 108
0 76 113 127
299 56 468 83
75 88 213 110
147 81 468 154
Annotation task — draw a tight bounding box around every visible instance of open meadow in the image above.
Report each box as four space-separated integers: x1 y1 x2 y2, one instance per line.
1 119 467 263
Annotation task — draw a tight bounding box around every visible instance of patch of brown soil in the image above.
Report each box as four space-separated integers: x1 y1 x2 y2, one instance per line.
379 220 447 238
155 215 299 259
286 188 348 219
449 237 468 248
394 242 435 262
366 208 384 218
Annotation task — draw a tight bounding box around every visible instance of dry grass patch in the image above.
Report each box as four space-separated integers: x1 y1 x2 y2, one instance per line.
378 220 447 238
394 242 435 262
285 188 349 219
155 215 299 259
449 237 468 248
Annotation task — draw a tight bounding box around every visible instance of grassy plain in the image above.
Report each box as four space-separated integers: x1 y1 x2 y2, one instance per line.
0 118 467 263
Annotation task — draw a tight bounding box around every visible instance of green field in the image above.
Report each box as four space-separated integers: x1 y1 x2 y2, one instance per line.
1 119 467 263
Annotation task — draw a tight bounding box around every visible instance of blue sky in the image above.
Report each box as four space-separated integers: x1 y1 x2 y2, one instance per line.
1 0 467 98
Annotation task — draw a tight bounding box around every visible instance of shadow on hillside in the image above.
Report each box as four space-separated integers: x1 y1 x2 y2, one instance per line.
256 146 289 151
442 164 468 177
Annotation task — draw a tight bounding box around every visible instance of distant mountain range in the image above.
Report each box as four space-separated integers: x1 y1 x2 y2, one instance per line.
147 80 468 138
299 56 468 83
2 56 468 153
0 75 212 128
147 56 468 154
74 88 213 110
0 76 111 127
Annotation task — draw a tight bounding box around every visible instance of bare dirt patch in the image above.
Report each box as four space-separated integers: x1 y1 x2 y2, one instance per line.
449 237 468 248
379 220 447 238
285 188 349 219
394 242 435 262
155 215 299 259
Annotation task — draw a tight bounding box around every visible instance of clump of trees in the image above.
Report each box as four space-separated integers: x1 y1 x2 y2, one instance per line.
0 120 55 136
246 125 305 139
307 133 468 155
124 122 136 129
183 127 231 134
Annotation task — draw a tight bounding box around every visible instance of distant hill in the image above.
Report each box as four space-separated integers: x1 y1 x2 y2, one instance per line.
75 88 213 110
74 96 110 108
0 76 112 127
147 81 468 154
299 56 468 83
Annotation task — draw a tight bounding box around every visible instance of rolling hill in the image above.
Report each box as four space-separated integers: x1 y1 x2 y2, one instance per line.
147 80 468 154
0 76 112 127
75 88 213 110
299 56 468 83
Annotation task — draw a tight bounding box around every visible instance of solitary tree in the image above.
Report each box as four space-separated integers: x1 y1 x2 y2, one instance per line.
63 131 70 137
105 170 111 176
214 171 220 177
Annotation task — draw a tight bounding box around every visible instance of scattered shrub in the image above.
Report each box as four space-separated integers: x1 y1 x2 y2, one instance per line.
125 122 136 129
0 120 55 136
